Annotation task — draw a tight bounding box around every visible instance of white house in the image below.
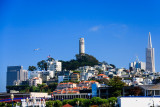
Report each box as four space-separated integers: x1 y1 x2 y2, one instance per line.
29 77 42 86
47 60 62 72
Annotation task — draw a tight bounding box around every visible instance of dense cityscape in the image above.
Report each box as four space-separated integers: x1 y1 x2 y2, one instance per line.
1 33 160 107
1 1 160 107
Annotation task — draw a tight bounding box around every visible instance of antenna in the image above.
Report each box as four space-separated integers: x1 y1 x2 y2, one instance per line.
136 56 139 62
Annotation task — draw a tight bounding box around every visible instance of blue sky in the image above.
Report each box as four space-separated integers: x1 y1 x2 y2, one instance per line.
0 0 160 92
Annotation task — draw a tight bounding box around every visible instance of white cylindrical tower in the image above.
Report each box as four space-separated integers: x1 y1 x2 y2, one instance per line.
79 38 85 55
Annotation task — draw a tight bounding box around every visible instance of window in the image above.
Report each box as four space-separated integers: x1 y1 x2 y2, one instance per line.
155 90 160 95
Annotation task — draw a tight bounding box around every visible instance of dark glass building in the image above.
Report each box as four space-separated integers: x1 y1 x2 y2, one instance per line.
7 66 28 86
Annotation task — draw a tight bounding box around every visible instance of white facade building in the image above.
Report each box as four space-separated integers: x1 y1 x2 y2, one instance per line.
29 77 42 86
133 77 143 84
47 60 62 72
30 70 54 82
129 56 146 72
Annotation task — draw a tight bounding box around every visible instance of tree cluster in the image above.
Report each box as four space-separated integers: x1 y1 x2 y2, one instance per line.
0 102 21 107
28 54 100 71
108 77 126 97
46 97 117 107
6 83 58 94
61 54 99 70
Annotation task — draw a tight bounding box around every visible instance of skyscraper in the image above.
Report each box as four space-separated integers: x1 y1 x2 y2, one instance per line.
79 38 85 55
146 32 155 72
7 66 28 86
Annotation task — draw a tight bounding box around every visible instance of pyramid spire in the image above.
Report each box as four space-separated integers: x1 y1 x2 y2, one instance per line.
148 32 152 48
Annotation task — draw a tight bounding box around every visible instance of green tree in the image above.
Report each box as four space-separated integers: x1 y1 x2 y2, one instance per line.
91 97 103 105
108 97 117 106
62 100 70 105
96 79 109 85
61 54 99 70
46 101 54 107
0 102 5 107
82 99 90 107
28 66 37 71
37 60 47 70
30 86 40 92
108 77 126 97
54 100 62 107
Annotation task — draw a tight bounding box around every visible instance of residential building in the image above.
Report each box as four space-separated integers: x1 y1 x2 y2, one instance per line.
30 70 54 82
78 81 99 88
29 77 42 87
7 66 28 86
71 73 80 81
58 76 65 83
57 82 77 89
97 74 109 80
47 60 62 72
129 58 146 72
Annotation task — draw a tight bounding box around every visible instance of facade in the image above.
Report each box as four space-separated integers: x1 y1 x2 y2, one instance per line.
129 61 146 71
0 92 48 103
140 84 160 96
21 97 46 107
7 66 28 86
78 81 99 88
30 70 54 82
58 76 65 83
97 74 109 80
71 73 80 81
57 82 77 89
79 66 97 81
146 32 155 72
52 93 91 100
79 38 85 55
29 77 42 86
47 60 62 72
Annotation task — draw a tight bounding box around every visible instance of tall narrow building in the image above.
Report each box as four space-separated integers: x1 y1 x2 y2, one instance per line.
146 32 155 72
79 38 85 55
7 66 28 86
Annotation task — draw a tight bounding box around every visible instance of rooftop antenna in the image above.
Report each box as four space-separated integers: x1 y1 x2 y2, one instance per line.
136 56 139 62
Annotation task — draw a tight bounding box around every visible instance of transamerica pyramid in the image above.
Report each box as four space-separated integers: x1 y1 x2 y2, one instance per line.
146 32 155 72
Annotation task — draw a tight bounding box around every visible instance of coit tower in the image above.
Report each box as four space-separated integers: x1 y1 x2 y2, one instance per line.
146 32 155 72
79 38 85 55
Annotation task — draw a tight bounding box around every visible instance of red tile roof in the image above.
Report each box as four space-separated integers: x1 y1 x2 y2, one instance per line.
62 104 73 107
97 74 106 76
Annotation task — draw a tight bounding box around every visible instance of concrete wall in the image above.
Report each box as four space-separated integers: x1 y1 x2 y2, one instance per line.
118 97 160 107
30 92 48 98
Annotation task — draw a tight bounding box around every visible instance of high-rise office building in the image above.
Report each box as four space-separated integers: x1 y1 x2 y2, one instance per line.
146 32 155 72
7 66 28 86
79 38 85 55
